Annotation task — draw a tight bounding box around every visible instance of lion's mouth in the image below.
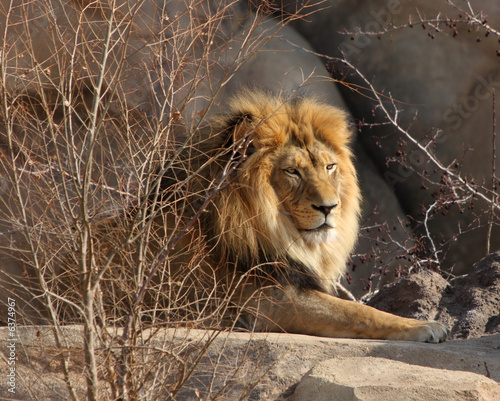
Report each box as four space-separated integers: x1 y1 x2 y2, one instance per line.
300 223 337 244
302 223 334 232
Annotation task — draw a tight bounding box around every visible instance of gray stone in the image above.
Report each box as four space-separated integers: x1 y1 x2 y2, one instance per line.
1 326 499 400
290 357 500 401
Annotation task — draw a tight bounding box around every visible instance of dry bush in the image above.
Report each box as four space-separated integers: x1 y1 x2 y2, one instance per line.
0 1 309 399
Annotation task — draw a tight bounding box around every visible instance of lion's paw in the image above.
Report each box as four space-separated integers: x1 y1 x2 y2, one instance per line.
404 321 449 343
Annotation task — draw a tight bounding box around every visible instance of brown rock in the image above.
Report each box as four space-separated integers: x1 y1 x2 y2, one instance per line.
367 250 500 339
290 357 500 401
2 326 499 400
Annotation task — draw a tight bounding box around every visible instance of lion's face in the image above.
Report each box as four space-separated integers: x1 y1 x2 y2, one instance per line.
213 93 360 281
270 140 341 244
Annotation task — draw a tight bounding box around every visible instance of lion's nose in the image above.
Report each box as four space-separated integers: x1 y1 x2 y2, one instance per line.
312 203 338 216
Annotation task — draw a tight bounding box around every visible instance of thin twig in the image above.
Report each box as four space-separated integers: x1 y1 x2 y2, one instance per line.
486 89 497 255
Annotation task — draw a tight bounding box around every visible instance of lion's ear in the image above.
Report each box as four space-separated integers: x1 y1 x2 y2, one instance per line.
220 112 257 156
224 112 253 140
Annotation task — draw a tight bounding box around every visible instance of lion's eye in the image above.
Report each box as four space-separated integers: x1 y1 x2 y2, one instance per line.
326 163 337 173
285 167 301 178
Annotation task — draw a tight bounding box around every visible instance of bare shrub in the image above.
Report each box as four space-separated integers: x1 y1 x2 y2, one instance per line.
0 1 313 399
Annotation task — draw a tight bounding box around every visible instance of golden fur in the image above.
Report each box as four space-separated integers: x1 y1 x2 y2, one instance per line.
137 92 448 342
210 93 361 293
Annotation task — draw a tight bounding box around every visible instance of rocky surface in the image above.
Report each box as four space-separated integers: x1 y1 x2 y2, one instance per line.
1 325 499 400
367 250 500 340
291 357 500 401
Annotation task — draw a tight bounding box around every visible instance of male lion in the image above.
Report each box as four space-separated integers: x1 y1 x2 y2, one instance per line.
145 92 448 342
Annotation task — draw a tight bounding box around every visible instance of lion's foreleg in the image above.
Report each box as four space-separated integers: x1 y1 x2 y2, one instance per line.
247 286 448 343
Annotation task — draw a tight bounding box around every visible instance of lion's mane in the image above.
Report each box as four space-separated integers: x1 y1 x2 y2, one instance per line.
162 92 361 295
